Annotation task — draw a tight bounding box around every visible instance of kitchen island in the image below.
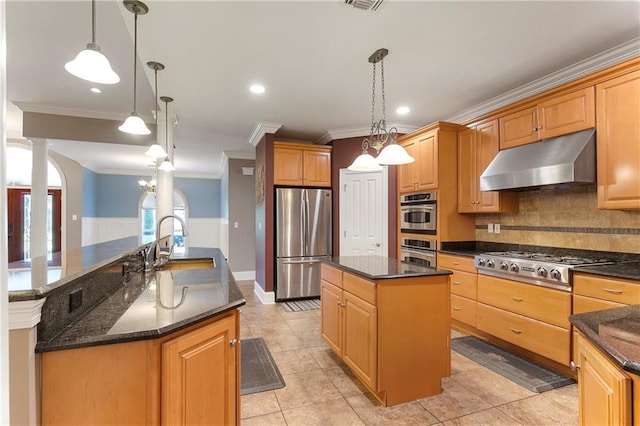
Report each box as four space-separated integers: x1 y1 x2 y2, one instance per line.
321 256 452 406
24 241 245 426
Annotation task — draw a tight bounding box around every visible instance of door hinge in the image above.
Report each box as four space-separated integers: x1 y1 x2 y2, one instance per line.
343 184 347 192
344 230 346 237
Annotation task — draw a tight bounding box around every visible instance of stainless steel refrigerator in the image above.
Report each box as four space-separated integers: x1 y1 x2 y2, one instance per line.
275 188 332 300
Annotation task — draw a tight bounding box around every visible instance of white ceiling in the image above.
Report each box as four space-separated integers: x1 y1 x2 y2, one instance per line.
6 0 640 178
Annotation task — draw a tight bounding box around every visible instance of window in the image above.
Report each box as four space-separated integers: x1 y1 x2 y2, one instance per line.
140 190 188 254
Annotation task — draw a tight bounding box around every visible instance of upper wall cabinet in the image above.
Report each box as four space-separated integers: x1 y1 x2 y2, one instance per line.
499 87 595 149
273 142 332 187
596 70 640 210
398 130 438 192
457 120 518 213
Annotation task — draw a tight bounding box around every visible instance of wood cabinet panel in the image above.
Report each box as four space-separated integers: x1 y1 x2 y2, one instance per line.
576 332 632 425
477 303 570 364
477 275 571 328
573 273 640 305
457 127 476 212
343 291 377 391
450 270 477 299
573 294 626 315
538 87 595 140
499 106 538 149
596 70 640 209
398 140 418 192
162 314 237 426
438 253 476 273
273 146 303 185
398 130 438 192
451 294 477 327
321 279 343 355
273 142 332 187
303 150 332 186
343 273 376 305
321 264 343 288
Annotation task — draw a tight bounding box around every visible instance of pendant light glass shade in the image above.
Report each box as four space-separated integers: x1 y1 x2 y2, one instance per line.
120 113 151 135
375 142 415 165
65 43 120 84
145 143 167 157
348 151 383 171
158 157 175 171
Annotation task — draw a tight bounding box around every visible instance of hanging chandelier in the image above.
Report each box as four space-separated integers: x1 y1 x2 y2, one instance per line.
145 61 168 157
348 48 414 171
158 96 176 171
119 0 151 135
138 173 157 193
65 0 120 84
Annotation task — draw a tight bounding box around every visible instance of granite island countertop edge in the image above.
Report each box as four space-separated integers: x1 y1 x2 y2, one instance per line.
323 256 452 281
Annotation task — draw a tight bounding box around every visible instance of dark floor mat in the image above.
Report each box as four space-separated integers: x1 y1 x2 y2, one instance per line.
451 336 575 393
280 298 321 312
241 337 285 395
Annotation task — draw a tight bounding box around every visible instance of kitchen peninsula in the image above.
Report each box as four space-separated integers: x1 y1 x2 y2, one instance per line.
321 256 452 406
8 238 245 426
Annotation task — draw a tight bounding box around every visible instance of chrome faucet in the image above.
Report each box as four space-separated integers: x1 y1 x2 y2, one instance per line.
149 214 189 269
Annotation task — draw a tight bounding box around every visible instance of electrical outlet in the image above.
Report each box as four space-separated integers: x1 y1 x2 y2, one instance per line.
487 223 494 233
69 288 83 313
495 224 501 234
234 222 239 229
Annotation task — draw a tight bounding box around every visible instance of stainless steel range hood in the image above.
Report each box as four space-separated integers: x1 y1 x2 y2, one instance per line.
479 129 596 191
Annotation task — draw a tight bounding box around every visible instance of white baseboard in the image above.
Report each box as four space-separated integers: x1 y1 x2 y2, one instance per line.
233 271 255 281
253 281 275 305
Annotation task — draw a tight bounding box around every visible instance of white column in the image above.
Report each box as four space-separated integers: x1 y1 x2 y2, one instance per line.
30 138 48 262
1 0 10 421
156 113 174 239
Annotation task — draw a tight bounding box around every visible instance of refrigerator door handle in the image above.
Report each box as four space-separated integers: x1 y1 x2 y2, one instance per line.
281 259 317 265
303 189 309 255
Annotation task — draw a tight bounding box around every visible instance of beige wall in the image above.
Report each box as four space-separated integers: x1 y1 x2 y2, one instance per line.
48 150 82 250
9 327 40 426
476 186 640 253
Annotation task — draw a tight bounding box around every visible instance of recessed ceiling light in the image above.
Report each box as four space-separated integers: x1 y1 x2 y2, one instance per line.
90 87 102 94
250 84 265 94
396 106 410 115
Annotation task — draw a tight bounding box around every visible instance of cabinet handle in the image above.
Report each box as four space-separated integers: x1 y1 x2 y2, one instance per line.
452 281 461 285
570 361 580 371
511 296 523 302
336 301 345 307
336 301 341 306
452 306 461 311
452 262 460 266
230 339 238 347
510 328 522 334
603 288 623 294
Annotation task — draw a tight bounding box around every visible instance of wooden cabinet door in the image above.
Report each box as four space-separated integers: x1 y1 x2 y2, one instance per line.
343 291 377 391
576 333 632 426
538 87 595 140
162 315 237 426
274 146 303 185
499 106 538 149
321 280 343 355
303 149 331 187
596 71 640 210
457 127 476 212
475 120 502 212
398 139 418 192
415 132 438 190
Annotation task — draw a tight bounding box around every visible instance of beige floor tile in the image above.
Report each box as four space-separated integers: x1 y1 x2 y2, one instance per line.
496 384 579 426
286 316 322 332
247 320 294 337
282 397 365 426
241 411 287 426
418 376 492 421
451 329 467 339
281 310 321 321
324 366 369 398
295 329 328 349
442 407 523 425
270 348 321 375
274 369 343 411
241 391 281 419
308 346 344 369
347 393 440 425
261 333 305 353
450 368 536 406
450 351 483 375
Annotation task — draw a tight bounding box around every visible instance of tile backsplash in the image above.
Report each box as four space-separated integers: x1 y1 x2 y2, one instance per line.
476 185 640 254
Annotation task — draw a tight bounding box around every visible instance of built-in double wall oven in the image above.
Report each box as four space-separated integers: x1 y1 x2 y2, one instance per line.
400 191 437 268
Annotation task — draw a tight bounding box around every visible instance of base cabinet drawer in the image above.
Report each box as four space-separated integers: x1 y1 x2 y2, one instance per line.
450 270 477 299
573 273 639 305
477 303 570 365
451 295 476 327
573 294 627 314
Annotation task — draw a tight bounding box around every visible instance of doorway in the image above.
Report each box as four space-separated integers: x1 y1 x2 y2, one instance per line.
7 188 62 263
339 167 388 256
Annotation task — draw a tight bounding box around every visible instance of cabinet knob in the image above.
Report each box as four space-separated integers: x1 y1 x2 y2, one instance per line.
452 306 461 311
604 288 623 294
570 361 580 371
510 328 522 334
230 339 238 347
511 296 523 302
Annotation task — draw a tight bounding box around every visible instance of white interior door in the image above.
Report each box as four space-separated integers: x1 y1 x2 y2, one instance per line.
339 167 388 256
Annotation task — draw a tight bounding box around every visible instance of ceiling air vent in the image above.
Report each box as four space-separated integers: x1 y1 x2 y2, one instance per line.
344 0 384 12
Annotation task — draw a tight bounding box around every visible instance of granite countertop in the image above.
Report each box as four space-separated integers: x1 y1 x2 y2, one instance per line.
325 255 451 280
570 305 640 375
36 248 245 353
439 241 640 280
8 236 145 301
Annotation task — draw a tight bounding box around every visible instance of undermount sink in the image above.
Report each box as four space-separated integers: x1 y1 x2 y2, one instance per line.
160 258 216 271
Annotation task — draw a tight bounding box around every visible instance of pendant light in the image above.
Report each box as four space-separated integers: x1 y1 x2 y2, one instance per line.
144 61 168 157
158 96 176 171
119 0 151 135
348 48 414 171
65 0 120 84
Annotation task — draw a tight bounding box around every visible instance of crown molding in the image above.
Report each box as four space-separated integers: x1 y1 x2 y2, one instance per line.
248 122 283 147
316 123 421 144
445 37 640 124
9 299 46 330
